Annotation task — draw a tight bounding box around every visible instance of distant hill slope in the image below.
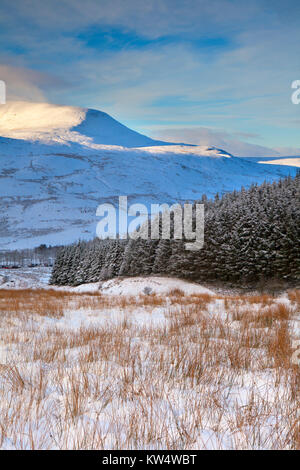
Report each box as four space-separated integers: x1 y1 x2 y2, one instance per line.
0 102 297 249
0 101 167 148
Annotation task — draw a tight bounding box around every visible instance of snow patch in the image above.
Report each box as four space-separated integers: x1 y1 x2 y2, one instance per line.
258 158 300 168
98 276 214 296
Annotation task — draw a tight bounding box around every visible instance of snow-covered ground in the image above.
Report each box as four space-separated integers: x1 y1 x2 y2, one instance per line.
75 276 214 296
258 158 300 168
0 266 52 289
0 271 299 450
0 267 213 296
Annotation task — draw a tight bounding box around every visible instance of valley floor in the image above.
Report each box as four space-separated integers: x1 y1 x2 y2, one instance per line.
0 270 299 449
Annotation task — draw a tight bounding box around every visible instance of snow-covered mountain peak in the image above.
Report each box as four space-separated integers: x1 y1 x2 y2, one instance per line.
0 101 85 137
0 102 234 157
0 101 165 148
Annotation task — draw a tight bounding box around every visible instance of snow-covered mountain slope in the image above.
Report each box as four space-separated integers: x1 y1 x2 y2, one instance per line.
0 102 297 249
0 101 166 148
258 158 300 168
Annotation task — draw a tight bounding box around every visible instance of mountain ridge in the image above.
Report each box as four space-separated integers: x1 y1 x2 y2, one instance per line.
0 101 168 148
0 101 297 249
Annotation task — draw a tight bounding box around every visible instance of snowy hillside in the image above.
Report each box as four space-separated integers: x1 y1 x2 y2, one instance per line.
0 101 166 148
258 158 300 168
0 102 297 249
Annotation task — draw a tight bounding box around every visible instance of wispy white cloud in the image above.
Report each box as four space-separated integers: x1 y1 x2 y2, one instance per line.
0 64 69 102
273 146 300 156
150 126 284 157
0 0 263 38
0 64 47 102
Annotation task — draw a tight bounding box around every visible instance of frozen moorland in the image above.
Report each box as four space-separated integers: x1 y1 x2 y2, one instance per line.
0 269 299 450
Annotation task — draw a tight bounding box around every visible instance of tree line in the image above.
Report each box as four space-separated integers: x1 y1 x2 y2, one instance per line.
1 244 61 268
50 174 300 286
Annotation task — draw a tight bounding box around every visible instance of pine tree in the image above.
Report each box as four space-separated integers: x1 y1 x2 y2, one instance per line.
50 175 300 287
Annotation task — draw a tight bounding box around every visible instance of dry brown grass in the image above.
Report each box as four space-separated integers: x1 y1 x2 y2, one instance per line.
0 289 70 318
288 289 300 306
0 287 299 449
168 288 185 297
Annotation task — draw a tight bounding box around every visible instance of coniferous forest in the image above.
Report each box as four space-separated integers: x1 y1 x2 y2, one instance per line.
50 174 300 287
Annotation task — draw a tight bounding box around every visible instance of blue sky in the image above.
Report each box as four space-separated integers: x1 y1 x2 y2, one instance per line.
0 0 299 156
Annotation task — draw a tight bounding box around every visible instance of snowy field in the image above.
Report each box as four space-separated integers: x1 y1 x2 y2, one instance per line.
0 269 299 449
0 267 52 289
